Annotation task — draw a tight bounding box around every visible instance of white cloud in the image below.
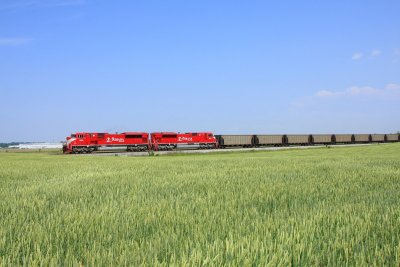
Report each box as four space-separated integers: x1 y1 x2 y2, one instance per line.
0 38 32 46
315 84 400 100
315 90 345 98
352 52 363 60
371 49 382 57
386 83 400 91
347 86 381 96
294 83 400 108
351 49 382 60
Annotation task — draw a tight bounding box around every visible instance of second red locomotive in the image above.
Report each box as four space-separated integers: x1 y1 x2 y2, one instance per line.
151 132 218 151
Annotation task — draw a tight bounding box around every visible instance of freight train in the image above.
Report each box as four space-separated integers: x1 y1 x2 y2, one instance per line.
62 132 400 154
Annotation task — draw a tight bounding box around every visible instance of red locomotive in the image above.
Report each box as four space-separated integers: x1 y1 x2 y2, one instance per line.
63 132 150 153
150 132 218 151
62 131 217 153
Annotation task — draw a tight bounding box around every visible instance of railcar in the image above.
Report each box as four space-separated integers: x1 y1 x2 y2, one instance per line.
370 134 386 142
386 134 400 142
333 134 354 144
63 132 150 153
354 134 372 143
215 135 255 148
311 134 334 145
254 135 285 146
285 135 312 145
151 132 217 151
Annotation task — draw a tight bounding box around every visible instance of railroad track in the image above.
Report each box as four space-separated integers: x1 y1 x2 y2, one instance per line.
75 143 384 157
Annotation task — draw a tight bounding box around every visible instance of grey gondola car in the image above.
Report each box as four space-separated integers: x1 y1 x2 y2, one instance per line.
354 134 371 143
386 134 400 142
334 134 354 143
370 134 386 142
216 135 254 147
285 135 312 145
312 134 334 144
255 135 285 146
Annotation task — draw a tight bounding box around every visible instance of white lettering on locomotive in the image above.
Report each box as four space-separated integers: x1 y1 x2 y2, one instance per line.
106 137 125 143
178 136 193 142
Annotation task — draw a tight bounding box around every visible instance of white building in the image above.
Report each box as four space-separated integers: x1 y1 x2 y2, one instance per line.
9 143 63 149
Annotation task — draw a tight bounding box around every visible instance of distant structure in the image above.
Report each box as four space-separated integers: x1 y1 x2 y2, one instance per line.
8 143 62 149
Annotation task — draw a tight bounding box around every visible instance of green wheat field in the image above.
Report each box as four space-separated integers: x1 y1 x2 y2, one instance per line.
1 144 400 266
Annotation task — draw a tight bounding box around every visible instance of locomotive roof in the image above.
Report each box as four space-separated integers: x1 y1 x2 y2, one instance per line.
121 132 148 135
73 132 148 134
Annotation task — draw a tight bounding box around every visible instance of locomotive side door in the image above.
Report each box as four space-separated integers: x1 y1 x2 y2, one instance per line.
90 133 98 145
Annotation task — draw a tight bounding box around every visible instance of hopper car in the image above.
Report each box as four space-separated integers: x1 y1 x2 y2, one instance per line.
353 134 372 143
386 134 400 142
285 135 313 145
215 135 255 148
333 134 354 144
370 134 386 142
255 135 285 146
311 135 335 145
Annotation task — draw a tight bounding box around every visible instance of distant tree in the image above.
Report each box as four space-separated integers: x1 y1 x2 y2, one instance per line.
0 142 21 148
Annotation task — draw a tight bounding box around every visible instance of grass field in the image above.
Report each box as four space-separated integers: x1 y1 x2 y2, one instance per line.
1 144 400 266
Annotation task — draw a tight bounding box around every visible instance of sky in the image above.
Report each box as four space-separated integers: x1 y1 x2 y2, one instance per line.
0 0 399 142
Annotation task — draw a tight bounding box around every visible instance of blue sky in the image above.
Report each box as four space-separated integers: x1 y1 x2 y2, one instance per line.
0 0 399 142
